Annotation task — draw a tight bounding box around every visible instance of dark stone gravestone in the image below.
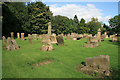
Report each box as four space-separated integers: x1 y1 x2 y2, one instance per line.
56 36 64 46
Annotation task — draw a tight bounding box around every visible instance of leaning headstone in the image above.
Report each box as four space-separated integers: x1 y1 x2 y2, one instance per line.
50 33 57 44
11 32 14 40
6 37 19 51
17 33 20 39
2 36 6 45
56 36 64 46
21 33 24 40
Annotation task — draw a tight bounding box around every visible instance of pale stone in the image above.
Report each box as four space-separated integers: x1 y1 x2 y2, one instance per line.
17 33 20 39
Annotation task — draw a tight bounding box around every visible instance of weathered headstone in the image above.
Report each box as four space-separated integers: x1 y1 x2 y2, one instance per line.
40 43 54 51
2 36 6 45
21 33 24 40
32 34 37 40
17 33 20 39
86 55 110 76
112 36 118 42
97 28 101 42
106 35 108 38
11 32 14 40
41 34 48 43
6 37 19 51
79 55 110 77
50 33 57 44
84 37 98 48
56 36 64 46
28 34 32 44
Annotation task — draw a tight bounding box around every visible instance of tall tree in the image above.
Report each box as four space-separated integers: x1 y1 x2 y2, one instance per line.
73 15 79 25
87 17 101 36
109 15 120 34
26 2 53 34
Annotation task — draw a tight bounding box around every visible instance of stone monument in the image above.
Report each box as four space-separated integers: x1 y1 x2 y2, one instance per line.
17 33 20 39
21 33 24 40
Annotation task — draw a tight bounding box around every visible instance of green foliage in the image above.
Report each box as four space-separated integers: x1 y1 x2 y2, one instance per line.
2 2 53 36
51 15 77 35
26 2 53 34
109 15 120 34
86 17 101 36
73 15 79 25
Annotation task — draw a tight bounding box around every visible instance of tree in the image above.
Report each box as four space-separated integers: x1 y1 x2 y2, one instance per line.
51 15 77 35
26 2 53 34
73 15 79 25
2 2 26 37
87 17 101 36
109 15 120 34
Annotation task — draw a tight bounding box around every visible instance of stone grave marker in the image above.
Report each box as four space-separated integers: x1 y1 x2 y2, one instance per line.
28 34 32 44
56 35 64 46
50 33 57 44
21 33 24 40
2 36 6 45
32 34 37 40
17 33 20 39
6 37 19 51
97 28 101 42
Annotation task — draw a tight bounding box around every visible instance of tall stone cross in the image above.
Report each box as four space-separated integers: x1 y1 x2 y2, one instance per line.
47 22 51 44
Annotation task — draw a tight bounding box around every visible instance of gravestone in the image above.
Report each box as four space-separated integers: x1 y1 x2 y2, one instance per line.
112 36 118 42
86 55 110 76
17 33 20 39
2 36 6 45
6 37 19 51
110 35 114 38
50 33 57 44
40 43 54 51
21 33 24 40
11 32 14 40
56 36 64 46
106 35 108 38
79 55 110 76
32 34 37 40
84 37 98 48
97 28 101 42
73 38 77 40
101 34 106 41
28 34 32 44
39 35 42 39
41 34 48 43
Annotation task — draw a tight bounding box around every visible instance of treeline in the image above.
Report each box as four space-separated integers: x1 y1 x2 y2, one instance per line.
2 2 118 37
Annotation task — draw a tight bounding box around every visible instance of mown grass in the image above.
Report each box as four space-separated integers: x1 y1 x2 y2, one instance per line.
2 37 119 78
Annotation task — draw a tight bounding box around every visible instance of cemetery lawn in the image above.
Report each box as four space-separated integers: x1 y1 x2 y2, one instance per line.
2 38 119 78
